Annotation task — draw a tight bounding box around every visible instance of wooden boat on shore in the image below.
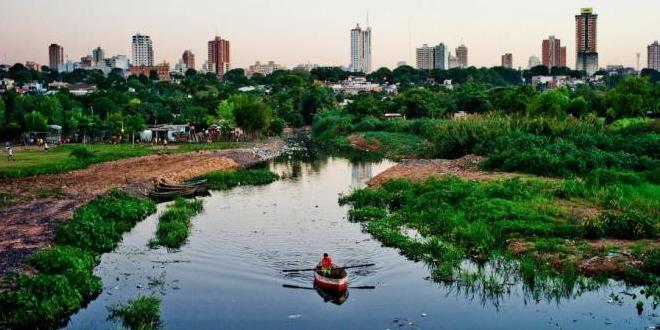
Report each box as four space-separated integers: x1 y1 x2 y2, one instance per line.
314 266 348 292
148 186 199 201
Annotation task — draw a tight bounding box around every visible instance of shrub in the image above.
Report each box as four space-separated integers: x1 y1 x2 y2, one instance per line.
69 146 95 161
108 296 162 330
199 169 279 191
643 249 660 275
150 198 204 249
348 206 387 222
601 210 657 239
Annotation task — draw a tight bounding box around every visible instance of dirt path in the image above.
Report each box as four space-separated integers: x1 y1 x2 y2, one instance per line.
368 155 525 187
0 138 284 272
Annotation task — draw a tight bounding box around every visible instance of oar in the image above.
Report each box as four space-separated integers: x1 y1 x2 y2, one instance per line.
282 263 375 273
282 284 376 290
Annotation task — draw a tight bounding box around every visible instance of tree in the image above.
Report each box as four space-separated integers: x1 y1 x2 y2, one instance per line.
367 67 394 84
346 93 383 118
224 69 250 86
125 114 146 143
181 105 209 126
606 76 654 119
0 99 5 135
232 95 272 136
394 88 443 118
568 96 589 117
526 88 570 118
24 111 49 132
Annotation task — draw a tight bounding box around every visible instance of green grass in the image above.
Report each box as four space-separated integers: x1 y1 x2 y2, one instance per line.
357 131 432 160
0 190 156 329
149 198 204 249
197 169 279 190
108 296 162 330
340 175 659 299
0 142 244 179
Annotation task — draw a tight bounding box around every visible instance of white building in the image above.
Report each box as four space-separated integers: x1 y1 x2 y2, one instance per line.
649 41 660 71
416 44 435 70
331 76 380 95
174 60 188 74
350 23 372 73
131 33 153 66
246 61 284 77
528 55 541 68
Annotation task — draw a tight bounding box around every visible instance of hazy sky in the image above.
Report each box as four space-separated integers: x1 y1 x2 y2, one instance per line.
0 0 658 70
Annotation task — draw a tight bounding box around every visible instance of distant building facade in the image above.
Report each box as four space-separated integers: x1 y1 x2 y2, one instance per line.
48 43 64 70
542 36 566 69
416 44 435 70
434 43 447 70
350 23 372 73
448 53 461 69
501 53 513 68
528 55 541 68
455 45 468 68
208 36 230 76
25 61 40 71
648 41 660 70
92 46 105 67
182 50 195 71
247 61 284 77
132 33 154 67
575 8 599 75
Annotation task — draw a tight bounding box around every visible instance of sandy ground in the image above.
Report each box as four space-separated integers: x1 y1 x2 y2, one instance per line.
0 138 284 272
368 155 523 187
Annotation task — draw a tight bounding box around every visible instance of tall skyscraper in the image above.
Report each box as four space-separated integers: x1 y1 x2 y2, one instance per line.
131 33 154 66
542 36 566 69
48 43 64 70
208 36 230 76
92 46 104 67
434 43 447 70
455 45 468 68
350 23 372 73
528 55 541 68
501 53 513 68
575 8 599 75
416 44 435 70
182 50 195 70
648 41 660 71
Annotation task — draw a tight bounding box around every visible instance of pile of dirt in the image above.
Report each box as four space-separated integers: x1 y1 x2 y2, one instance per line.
347 134 380 152
369 155 520 187
0 138 284 272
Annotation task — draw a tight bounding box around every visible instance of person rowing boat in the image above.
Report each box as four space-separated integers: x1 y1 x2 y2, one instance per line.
318 253 334 276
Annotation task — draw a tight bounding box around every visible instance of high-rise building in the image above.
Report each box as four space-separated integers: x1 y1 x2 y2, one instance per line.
528 55 541 68
448 53 461 69
182 50 195 71
416 44 435 70
131 33 154 67
350 23 372 73
542 36 566 69
434 43 447 70
48 43 64 70
455 45 468 68
25 61 40 71
648 41 660 71
92 46 104 67
208 36 230 76
501 53 513 68
575 8 599 75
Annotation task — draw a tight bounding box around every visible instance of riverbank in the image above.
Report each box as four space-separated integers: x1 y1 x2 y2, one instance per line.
0 138 285 272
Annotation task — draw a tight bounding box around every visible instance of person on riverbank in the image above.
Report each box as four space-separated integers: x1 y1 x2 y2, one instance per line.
7 146 14 161
43 142 49 152
319 253 334 275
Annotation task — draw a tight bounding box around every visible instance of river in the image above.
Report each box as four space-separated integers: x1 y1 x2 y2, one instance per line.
65 157 657 329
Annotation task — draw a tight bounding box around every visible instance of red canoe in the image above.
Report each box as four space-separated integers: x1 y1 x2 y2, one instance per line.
314 266 348 292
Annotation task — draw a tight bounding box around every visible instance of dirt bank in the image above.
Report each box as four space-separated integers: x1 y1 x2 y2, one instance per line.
368 155 524 187
0 138 284 272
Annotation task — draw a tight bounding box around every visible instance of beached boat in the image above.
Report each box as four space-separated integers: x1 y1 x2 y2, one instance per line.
314 266 348 292
154 179 208 195
148 186 199 201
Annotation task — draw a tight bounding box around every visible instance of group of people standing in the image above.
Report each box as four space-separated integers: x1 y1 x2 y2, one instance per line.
4 140 50 161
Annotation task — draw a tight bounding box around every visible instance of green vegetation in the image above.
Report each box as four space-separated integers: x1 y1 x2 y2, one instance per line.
108 296 162 330
339 174 659 300
0 142 242 179
197 169 279 190
0 190 156 328
149 198 204 249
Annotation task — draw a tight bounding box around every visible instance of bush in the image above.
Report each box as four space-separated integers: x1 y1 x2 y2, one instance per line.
108 296 162 330
643 249 660 275
601 210 657 239
348 206 387 222
69 146 95 161
150 198 204 249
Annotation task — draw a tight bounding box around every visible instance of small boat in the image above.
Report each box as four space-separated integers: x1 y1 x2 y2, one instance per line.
314 266 348 292
157 179 207 189
148 186 198 201
314 283 349 305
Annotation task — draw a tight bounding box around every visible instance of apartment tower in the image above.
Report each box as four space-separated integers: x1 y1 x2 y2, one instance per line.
208 36 230 76
131 33 154 66
48 43 64 70
575 8 599 75
350 23 372 73
542 36 566 69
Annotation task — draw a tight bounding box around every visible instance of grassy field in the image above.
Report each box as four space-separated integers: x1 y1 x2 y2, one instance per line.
0 142 243 179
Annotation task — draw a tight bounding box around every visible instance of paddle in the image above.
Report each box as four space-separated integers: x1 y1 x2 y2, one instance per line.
282 284 375 290
282 263 375 273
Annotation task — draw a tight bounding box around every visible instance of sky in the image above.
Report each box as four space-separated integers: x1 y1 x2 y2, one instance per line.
0 0 658 70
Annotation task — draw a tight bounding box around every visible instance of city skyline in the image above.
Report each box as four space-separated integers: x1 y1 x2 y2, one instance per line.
0 0 658 70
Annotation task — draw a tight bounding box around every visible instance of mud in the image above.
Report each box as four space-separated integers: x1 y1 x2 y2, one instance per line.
0 138 284 272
